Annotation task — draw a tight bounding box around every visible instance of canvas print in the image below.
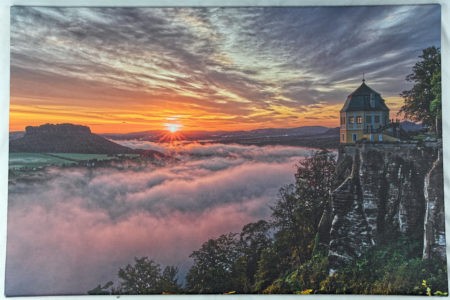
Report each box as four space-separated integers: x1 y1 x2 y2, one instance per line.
7 5 446 296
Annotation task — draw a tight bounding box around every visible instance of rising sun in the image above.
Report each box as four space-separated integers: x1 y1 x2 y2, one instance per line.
165 123 181 133
160 123 184 144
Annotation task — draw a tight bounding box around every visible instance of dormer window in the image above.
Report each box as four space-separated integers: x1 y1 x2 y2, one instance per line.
370 93 375 108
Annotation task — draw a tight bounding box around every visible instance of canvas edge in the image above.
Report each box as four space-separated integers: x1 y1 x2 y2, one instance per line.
0 0 448 300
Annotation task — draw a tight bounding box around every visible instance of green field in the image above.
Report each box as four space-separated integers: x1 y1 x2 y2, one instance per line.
8 153 138 170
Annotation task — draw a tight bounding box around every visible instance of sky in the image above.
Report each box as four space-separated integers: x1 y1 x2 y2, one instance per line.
6 142 314 295
9 5 440 133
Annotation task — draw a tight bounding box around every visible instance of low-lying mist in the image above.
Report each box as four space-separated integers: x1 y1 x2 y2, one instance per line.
6 142 314 296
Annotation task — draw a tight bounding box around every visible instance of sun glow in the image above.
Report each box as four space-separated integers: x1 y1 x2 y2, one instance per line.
159 122 184 144
165 123 181 133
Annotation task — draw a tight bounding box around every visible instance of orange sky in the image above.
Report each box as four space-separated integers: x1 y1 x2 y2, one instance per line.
9 6 435 134
9 97 403 134
9 99 339 133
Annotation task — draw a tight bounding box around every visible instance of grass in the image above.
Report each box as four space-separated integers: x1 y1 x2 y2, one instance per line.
8 153 138 170
9 153 76 169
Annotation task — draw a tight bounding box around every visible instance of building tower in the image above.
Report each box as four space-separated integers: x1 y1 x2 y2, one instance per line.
340 79 390 144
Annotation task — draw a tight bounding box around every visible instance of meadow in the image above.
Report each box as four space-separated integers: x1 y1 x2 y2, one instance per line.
9 153 138 170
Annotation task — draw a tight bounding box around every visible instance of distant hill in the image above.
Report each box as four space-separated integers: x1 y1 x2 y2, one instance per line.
103 126 332 141
400 120 424 132
100 125 339 149
215 126 331 140
10 124 136 154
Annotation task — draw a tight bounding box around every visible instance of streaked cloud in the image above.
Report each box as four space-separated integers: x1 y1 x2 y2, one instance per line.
10 5 440 132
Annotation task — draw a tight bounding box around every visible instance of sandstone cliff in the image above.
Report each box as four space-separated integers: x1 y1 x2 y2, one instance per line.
327 142 445 273
10 123 134 154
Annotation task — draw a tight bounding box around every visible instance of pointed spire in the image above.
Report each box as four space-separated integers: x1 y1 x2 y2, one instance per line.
362 72 365 83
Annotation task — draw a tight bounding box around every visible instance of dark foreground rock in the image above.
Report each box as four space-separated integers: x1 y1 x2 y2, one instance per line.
327 141 445 273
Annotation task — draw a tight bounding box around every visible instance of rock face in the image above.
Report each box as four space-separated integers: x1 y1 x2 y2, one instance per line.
328 142 445 272
24 123 91 135
423 149 446 260
10 123 134 154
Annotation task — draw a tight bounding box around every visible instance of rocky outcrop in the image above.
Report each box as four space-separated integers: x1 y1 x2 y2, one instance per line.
328 149 374 273
423 149 446 260
10 123 135 154
328 142 445 272
25 123 91 135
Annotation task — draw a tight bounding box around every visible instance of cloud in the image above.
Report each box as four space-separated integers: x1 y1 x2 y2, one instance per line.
6 143 313 295
6 199 267 296
10 6 441 130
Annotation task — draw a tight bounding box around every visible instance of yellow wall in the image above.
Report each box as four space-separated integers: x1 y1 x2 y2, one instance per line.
340 110 391 144
340 129 364 143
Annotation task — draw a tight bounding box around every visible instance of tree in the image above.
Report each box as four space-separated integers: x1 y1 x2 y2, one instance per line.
186 233 243 293
430 69 442 135
239 220 272 292
159 265 182 293
271 151 336 266
254 246 283 292
293 150 336 227
87 281 114 295
118 257 162 294
399 46 441 132
88 257 181 295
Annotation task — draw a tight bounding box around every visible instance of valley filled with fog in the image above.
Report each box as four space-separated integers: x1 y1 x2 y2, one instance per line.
6 142 314 295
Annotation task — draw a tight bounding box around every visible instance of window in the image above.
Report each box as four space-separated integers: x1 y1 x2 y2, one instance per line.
352 134 357 142
378 134 383 142
342 134 345 141
356 116 362 124
374 115 380 123
370 94 375 108
348 116 354 124
340 116 346 125
366 116 372 124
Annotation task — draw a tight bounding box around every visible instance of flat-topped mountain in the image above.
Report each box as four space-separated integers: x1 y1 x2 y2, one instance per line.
10 123 135 154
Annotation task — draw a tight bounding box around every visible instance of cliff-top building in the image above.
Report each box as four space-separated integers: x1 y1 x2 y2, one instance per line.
340 79 398 144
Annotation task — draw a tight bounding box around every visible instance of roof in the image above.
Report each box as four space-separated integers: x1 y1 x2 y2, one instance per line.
340 80 390 112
